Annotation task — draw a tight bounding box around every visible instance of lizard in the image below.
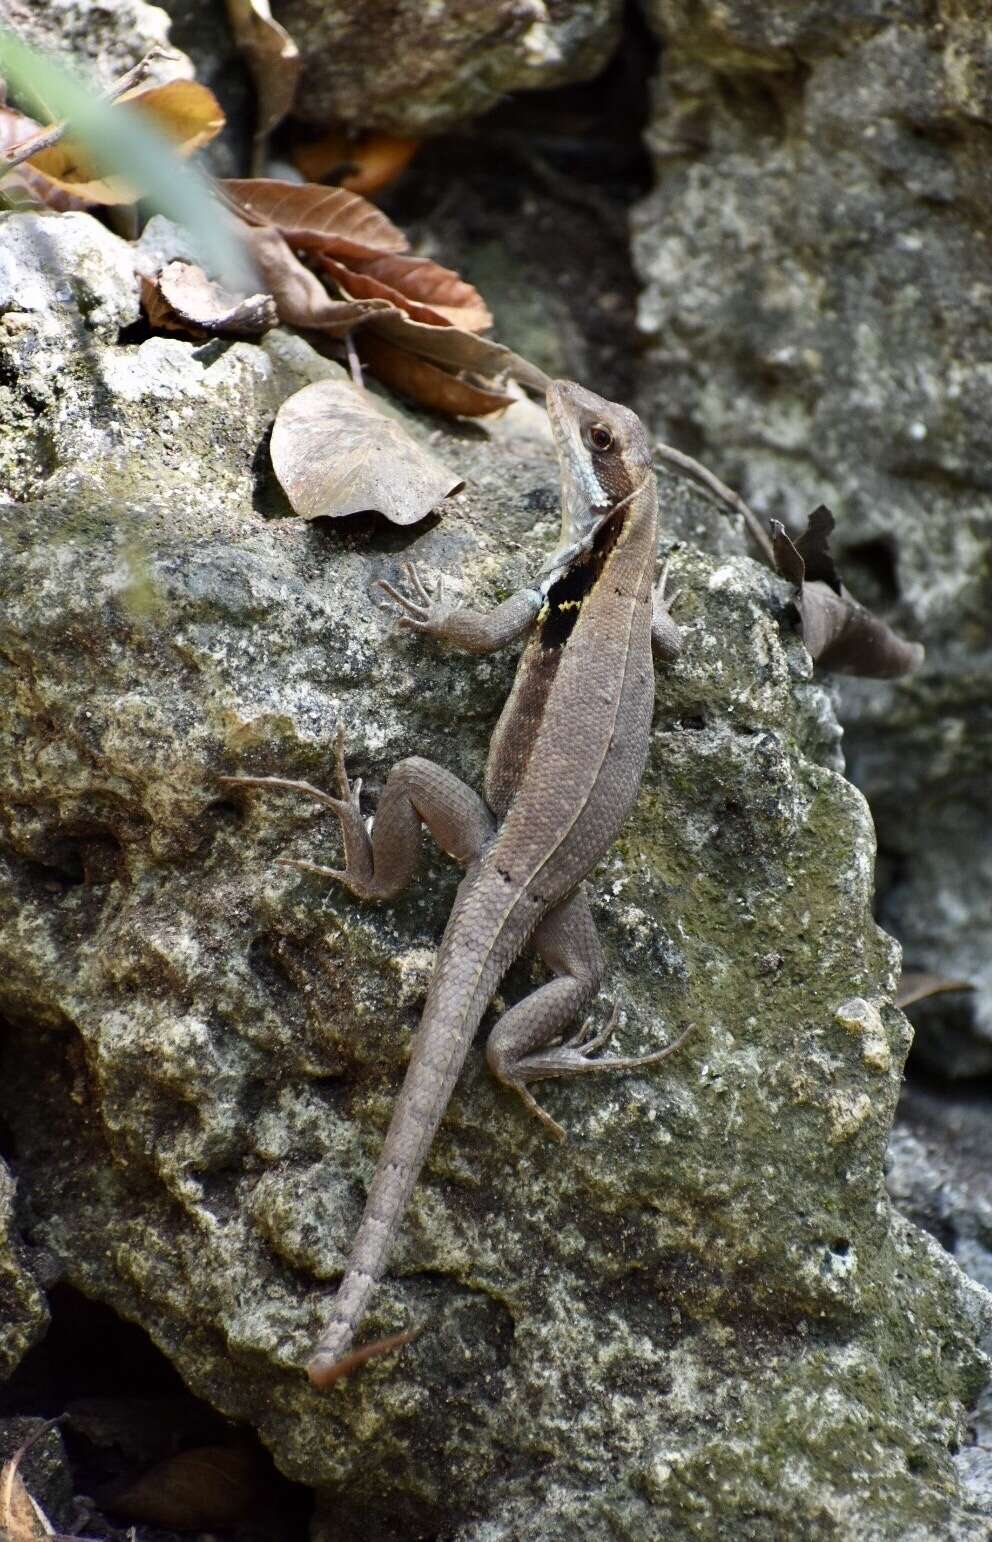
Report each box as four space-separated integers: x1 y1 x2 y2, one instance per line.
222 380 691 1389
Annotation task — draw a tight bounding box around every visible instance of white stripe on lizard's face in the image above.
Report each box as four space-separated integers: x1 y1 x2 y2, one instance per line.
547 389 607 547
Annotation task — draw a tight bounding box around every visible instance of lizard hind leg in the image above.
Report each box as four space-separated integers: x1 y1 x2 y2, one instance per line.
486 887 693 1142
222 723 497 902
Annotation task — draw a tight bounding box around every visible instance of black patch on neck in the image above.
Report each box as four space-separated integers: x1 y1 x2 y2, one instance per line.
540 507 625 650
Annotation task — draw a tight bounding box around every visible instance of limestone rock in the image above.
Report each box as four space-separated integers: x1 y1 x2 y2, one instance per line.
633 0 992 1075
271 0 622 132
0 208 989 1540
0 0 193 90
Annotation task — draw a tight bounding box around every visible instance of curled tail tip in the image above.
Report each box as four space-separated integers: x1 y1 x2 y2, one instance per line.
307 1327 421 1391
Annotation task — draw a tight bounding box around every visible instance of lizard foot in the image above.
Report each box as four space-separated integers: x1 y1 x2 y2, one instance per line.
221 725 378 899
519 1013 695 1079
500 1015 695 1144
375 562 459 639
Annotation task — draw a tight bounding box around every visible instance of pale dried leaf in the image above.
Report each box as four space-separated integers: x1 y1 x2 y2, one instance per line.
894 971 975 1010
143 261 278 336
359 331 513 417
270 377 462 524
225 0 301 142
241 224 392 334
27 79 225 204
0 105 91 208
322 253 491 331
222 177 408 258
0 1456 54 1542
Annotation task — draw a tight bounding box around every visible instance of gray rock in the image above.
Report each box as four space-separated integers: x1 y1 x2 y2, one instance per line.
271 0 622 133
888 1084 992 1301
0 208 990 1539
0 0 193 91
633 0 992 1076
0 1162 48 1378
889 1084 992 1518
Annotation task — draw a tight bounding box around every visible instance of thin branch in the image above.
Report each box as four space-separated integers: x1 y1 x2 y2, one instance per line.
0 45 178 181
654 440 777 568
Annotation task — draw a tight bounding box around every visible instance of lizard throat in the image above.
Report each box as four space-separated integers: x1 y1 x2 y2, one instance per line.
538 503 626 652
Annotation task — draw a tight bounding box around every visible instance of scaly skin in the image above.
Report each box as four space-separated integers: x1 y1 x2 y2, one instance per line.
222 381 689 1389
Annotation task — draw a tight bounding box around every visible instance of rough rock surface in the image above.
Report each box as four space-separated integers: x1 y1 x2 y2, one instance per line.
1 210 991 1539
271 0 622 132
633 0 992 1075
0 0 192 89
0 1162 48 1378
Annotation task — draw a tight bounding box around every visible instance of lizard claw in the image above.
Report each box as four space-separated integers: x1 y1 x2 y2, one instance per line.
374 563 460 640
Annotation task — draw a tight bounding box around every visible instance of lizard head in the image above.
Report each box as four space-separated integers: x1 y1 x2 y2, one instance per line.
546 379 652 547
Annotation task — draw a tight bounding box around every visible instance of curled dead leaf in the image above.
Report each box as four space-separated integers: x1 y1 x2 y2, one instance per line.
1 105 87 208
369 309 550 393
270 376 462 523
221 177 408 258
322 252 491 331
358 331 514 417
103 1443 259 1529
894 971 975 1011
225 0 300 160
240 223 392 333
292 130 419 195
25 78 225 204
142 260 278 337
771 507 924 678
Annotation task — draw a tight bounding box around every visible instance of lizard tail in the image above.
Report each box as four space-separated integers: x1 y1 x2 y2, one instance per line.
306 979 489 1389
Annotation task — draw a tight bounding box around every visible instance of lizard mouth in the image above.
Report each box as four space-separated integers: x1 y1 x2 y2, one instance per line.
546 380 609 548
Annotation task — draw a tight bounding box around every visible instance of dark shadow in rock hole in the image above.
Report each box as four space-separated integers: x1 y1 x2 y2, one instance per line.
0 1284 312 1539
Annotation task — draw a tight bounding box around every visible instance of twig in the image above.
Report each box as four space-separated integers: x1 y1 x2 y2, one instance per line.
344 329 364 389
653 440 777 568
0 45 178 181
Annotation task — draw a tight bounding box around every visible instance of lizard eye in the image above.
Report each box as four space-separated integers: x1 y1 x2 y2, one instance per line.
587 423 614 453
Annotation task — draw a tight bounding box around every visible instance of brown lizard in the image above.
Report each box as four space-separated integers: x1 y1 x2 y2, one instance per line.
222 380 691 1388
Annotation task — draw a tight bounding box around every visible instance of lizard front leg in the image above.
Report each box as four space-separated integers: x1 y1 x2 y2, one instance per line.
221 723 495 901
651 553 682 662
376 562 541 655
486 886 692 1141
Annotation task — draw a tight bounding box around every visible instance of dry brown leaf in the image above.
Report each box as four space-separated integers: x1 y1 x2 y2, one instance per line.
369 308 551 394
270 377 462 524
0 105 92 209
771 507 925 678
142 260 278 337
292 130 419 195
26 79 225 204
358 331 514 417
321 252 491 331
225 0 301 164
894 971 975 1010
103 1443 259 1529
221 177 408 259
0 1452 54 1542
240 224 392 334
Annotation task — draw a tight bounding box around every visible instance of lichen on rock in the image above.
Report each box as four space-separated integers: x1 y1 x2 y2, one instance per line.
0 208 990 1539
633 0 992 1078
